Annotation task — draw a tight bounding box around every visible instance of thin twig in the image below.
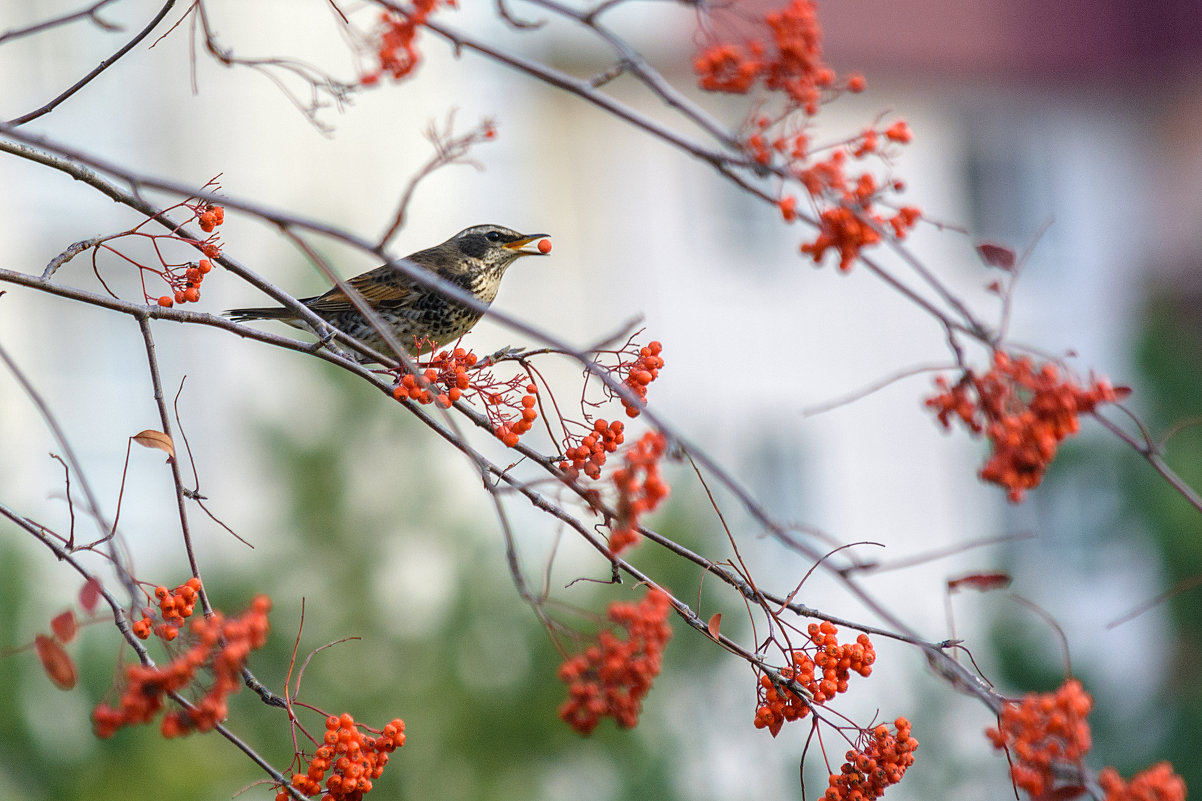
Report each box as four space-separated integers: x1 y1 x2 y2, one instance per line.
8 1 178 126
0 0 123 45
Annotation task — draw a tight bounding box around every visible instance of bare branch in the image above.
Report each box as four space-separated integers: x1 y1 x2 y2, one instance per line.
7 1 179 126
0 0 123 45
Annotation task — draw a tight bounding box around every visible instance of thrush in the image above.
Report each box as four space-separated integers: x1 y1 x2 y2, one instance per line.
226 224 550 359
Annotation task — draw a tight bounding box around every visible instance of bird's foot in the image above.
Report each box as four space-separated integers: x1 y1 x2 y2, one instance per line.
482 345 524 365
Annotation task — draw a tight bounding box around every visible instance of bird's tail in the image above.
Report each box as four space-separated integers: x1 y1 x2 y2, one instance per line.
224 305 293 322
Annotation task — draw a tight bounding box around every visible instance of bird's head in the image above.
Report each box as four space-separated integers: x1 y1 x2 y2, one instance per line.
448 224 551 267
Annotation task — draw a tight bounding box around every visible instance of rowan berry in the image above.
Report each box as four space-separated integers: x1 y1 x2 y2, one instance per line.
986 679 1094 797
618 342 664 418
885 120 912 143
93 594 270 739
779 195 799 221
927 352 1128 501
608 431 669 555
559 589 672 735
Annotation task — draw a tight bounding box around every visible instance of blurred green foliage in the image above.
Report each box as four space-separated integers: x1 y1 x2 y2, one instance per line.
0 364 730 800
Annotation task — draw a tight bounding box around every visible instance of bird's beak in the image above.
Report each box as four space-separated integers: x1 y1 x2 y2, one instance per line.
504 233 550 255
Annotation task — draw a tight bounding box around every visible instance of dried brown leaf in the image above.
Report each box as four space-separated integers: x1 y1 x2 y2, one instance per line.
975 241 1016 270
79 578 101 613
133 429 175 459
50 610 77 643
948 572 1011 593
35 634 77 690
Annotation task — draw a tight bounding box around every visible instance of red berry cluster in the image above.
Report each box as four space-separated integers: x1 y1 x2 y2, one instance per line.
190 200 224 260
693 1 919 272
795 164 921 271
391 348 539 447
754 621 875 736
851 121 914 158
986 678 1093 797
694 0 836 113
801 207 880 271
927 351 1129 501
93 184 224 308
558 418 625 480
746 113 812 169
152 198 223 308
493 383 539 448
196 203 224 233
155 257 216 308
558 588 673 735
608 431 670 555
93 595 272 739
1098 763 1186 801
986 679 1184 800
283 713 406 801
132 577 203 641
392 347 477 407
361 0 455 84
823 718 918 801
619 341 664 418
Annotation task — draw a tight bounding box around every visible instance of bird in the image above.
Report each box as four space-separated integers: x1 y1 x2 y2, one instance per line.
225 224 550 360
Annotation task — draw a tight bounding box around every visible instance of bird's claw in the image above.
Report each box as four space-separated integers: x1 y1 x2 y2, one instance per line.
484 345 524 364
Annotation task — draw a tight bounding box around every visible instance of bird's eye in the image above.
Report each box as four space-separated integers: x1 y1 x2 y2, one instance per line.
486 231 503 242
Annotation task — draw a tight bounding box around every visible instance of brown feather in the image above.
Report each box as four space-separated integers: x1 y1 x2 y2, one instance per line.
303 268 415 314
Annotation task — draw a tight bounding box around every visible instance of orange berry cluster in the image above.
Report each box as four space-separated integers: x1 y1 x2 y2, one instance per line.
155 257 215 308
618 341 664 418
196 203 224 233
851 121 913 158
1098 763 1186 801
986 678 1093 797
927 351 1129 501
608 431 670 555
801 207 880 272
283 713 406 801
392 347 476 407
391 348 539 447
754 621 874 736
745 113 813 169
132 577 203 641
190 200 224 260
558 588 673 735
558 418 625 480
823 718 918 801
987 679 1183 800
693 1 919 272
150 197 222 308
795 160 921 270
492 383 539 447
93 594 272 739
361 0 455 84
694 0 839 114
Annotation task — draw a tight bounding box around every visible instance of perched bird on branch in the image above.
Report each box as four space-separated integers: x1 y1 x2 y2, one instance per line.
225 224 550 359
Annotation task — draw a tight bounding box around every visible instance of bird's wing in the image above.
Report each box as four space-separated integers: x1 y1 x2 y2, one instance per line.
303 267 414 313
